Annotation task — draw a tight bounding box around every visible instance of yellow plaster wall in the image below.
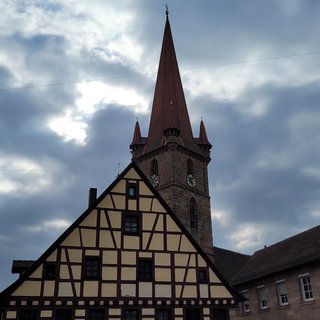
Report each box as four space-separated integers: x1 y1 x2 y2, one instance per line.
148 233 164 250
167 235 180 251
128 199 137 211
30 266 42 279
112 195 125 210
180 236 196 252
174 254 189 266
99 230 114 248
139 181 153 195
155 268 171 282
81 229 96 247
155 253 170 266
71 265 81 279
83 281 99 297
98 194 114 209
123 235 140 249
166 216 180 232
211 285 232 298
43 281 55 296
80 210 97 227
61 228 81 247
124 168 140 180
139 282 152 297
40 311 52 318
200 284 209 298
111 179 126 193
209 270 221 283
12 281 41 297
139 198 152 211
103 250 117 264
121 267 136 281
6 311 17 319
102 283 117 297
182 285 197 298
58 282 73 297
46 250 57 262
155 284 172 298
121 251 136 264
68 249 82 263
121 283 136 297
142 213 157 230
151 199 166 212
102 266 117 280
59 265 70 279
109 211 122 228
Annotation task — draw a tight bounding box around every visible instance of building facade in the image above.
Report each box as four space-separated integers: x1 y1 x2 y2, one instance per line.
214 226 320 320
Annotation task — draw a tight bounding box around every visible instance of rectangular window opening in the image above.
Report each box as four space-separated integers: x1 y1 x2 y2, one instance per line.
88 309 104 320
55 309 72 320
276 281 288 306
124 309 139 320
19 310 38 320
84 256 101 279
258 286 268 309
299 274 313 302
157 309 171 320
124 213 140 235
138 258 153 281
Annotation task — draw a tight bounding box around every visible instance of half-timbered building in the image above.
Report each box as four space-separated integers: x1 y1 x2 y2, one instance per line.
0 163 241 320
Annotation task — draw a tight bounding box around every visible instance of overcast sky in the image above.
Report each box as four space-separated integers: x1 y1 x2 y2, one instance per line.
1 0 320 289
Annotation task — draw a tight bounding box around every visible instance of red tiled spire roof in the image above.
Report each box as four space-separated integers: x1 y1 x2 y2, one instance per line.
145 15 194 152
199 120 212 147
130 120 142 146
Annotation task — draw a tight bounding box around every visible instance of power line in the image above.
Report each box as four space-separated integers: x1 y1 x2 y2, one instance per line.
0 50 319 93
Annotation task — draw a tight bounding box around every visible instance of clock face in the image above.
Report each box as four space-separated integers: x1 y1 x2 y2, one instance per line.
186 174 196 188
150 174 160 187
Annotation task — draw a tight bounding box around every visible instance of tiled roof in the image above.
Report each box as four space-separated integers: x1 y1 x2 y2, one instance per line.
213 247 250 284
232 225 320 285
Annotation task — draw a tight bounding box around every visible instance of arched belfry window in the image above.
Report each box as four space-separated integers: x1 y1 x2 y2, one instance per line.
151 159 158 176
190 197 198 229
187 159 194 175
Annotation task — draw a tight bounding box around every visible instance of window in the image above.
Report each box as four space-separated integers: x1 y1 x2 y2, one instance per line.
151 159 158 176
241 291 250 313
20 310 38 320
185 308 201 320
257 286 268 309
88 309 104 320
156 309 171 320
299 273 313 302
44 262 56 279
128 185 137 198
84 257 101 279
124 309 139 320
124 213 140 235
189 198 198 229
276 280 288 305
198 268 208 283
138 258 153 281
187 159 194 175
55 310 72 320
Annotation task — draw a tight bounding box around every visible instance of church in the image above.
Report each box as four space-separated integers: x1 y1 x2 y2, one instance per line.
0 11 242 320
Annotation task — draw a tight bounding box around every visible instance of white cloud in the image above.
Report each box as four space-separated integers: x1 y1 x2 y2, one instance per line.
0 154 64 194
23 218 71 233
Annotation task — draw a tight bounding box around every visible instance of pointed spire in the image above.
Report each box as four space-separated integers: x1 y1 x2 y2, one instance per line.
145 14 194 152
131 120 142 146
198 119 212 152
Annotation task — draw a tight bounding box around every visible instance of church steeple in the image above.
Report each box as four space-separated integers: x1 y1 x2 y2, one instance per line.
145 14 194 153
130 13 213 256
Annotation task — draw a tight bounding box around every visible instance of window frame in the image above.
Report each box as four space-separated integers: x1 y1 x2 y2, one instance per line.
276 280 288 306
43 262 57 280
187 159 194 175
156 309 172 320
241 290 250 313
124 309 140 320
127 183 138 199
299 273 314 302
138 258 154 281
123 212 141 235
87 309 105 320
189 197 198 229
55 309 73 320
19 310 38 320
198 267 208 283
151 159 158 176
257 285 268 309
84 256 101 280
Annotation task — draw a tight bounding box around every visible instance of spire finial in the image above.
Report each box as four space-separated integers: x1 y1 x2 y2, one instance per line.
165 4 169 16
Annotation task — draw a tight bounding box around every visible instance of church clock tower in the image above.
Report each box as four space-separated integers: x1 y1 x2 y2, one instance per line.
130 12 213 256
